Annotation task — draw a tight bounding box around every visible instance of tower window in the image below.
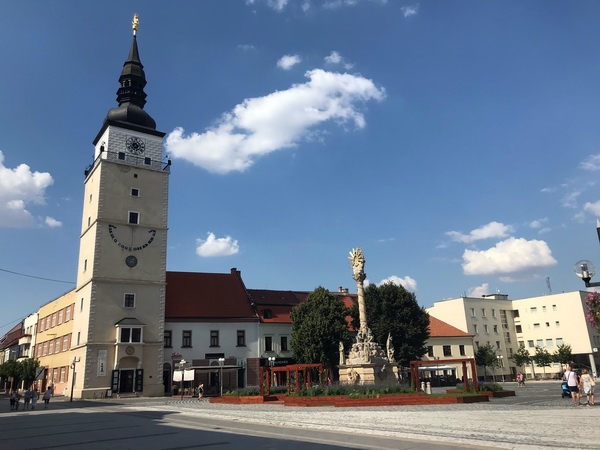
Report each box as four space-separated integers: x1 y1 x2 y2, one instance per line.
144 157 151 165
124 293 135 308
118 152 126 160
128 212 139 224
119 327 142 343
131 188 139 197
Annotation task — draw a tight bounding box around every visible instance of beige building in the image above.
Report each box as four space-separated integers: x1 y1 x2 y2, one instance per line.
428 291 600 379
36 290 76 395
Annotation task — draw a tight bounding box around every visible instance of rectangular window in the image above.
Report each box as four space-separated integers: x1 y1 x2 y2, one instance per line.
473 324 478 333
118 152 125 160
515 325 522 333
545 322 550 327
55 338 61 353
475 341 479 348
237 330 245 347
536 339 544 347
493 325 498 333
281 336 288 352
124 293 135 308
552 304 557 311
210 330 219 347
481 308 486 317
427 346 434 357
120 327 142 343
533 323 540 329
42 342 48 356
182 330 192 347
131 188 139 197
131 328 141 342
555 321 560 327
443 345 452 357
518 341 524 348
546 338 553 347
513 310 520 318
484 325 489 333
63 336 69 351
51 313 56 327
58 310 63 325
496 341 501 350
49 339 55 354
491 309 496 318
459 345 466 356
265 336 273 352
59 367 67 383
45 316 50 330
542 305 547 312
77 332 80 346
556 337 564 346
128 211 139 224
164 330 172 348
527 340 534 348
470 308 476 317
144 157 151 165
530 307 537 313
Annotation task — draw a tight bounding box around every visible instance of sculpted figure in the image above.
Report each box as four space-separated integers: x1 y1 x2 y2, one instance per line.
339 341 345 365
386 333 395 363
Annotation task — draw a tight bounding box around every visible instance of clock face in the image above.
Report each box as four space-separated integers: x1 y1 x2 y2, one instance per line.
125 255 138 268
126 136 145 154
108 224 156 251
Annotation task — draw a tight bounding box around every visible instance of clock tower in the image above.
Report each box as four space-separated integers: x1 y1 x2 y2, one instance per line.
72 15 169 398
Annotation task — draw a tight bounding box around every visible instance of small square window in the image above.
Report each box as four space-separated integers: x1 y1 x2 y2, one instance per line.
131 188 139 197
124 293 135 308
118 152 125 160
128 211 139 224
144 157 151 165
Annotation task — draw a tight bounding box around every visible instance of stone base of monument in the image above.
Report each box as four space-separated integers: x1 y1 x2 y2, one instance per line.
338 362 399 385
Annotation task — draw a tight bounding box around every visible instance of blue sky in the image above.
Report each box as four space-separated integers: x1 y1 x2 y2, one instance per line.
2 1 600 335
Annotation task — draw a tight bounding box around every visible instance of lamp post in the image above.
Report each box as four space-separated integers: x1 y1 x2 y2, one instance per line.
268 356 276 388
218 358 225 396
497 355 504 382
573 221 600 288
179 359 187 400
69 357 80 402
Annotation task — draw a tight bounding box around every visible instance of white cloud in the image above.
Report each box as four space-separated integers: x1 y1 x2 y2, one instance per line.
462 237 557 276
580 154 600 171
529 217 548 229
166 69 385 174
246 0 289 11
238 44 256 51
324 51 354 70
45 217 62 228
401 5 418 18
277 54 302 70
584 200 600 216
446 221 514 244
467 283 489 298
0 151 54 227
377 275 417 292
196 232 240 257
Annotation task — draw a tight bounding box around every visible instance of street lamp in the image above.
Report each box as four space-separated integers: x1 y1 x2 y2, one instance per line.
268 356 276 388
497 355 504 382
573 221 600 288
69 357 80 402
179 359 187 400
218 358 225 396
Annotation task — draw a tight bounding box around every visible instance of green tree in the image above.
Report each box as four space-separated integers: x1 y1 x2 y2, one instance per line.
511 344 532 371
533 346 553 376
290 286 352 376
552 344 573 368
475 344 499 381
18 358 40 388
0 360 21 390
351 282 430 366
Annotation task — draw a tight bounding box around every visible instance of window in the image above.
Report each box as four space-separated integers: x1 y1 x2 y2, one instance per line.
210 330 219 347
536 339 543 347
84 259 87 271
182 330 192 347
484 325 489 333
144 157 151 165
533 323 540 329
237 330 246 347
473 324 478 333
281 336 288 352
555 321 560 327
459 345 466 356
515 325 522 333
496 341 501 350
470 308 476 317
77 332 80 346
493 325 499 333
45 316 50 330
481 308 486 317
42 342 48 356
427 346 434 357
491 309 496 318
508 347 513 356
80 298 84 312
128 211 139 224
62 335 69 351
513 310 520 318
49 340 55 354
530 307 537 313
475 341 480 349
164 330 172 348
131 188 139 197
443 345 452 357
58 310 63 325
124 293 135 308
542 305 547 312
527 340 534 348
265 336 273 352
546 339 553 347
263 309 272 319
556 337 564 346
51 313 56 328
60 367 67 383
545 322 550 327
552 304 557 311
118 152 125 160
518 341 524 347
120 327 142 343
55 338 61 353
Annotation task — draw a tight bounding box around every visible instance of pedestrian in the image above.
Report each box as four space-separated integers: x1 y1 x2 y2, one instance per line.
580 369 595 406
564 364 580 406
23 387 32 410
516 372 523 388
197 383 204 400
43 388 52 409
9 390 17 411
31 388 39 410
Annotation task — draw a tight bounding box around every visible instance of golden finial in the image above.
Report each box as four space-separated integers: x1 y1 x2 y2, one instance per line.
132 13 139 36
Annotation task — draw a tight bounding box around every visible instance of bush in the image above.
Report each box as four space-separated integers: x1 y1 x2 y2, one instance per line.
478 382 504 392
295 383 413 398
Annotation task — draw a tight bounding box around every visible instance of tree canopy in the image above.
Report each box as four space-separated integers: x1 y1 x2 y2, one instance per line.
511 344 531 369
475 343 499 379
290 286 352 374
552 344 573 366
351 282 430 366
533 346 553 375
0 358 40 390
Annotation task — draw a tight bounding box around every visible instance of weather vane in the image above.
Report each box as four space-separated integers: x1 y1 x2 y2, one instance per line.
132 13 139 36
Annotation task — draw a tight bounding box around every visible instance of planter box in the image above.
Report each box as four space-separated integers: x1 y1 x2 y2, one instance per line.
446 389 515 398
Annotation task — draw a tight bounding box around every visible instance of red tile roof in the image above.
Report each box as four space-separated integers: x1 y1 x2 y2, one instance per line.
247 289 304 323
428 315 473 337
165 269 257 320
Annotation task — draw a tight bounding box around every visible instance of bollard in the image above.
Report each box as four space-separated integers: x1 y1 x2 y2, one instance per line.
426 381 431 394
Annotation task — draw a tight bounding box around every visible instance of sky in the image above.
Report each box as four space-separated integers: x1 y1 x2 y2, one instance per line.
2 0 600 335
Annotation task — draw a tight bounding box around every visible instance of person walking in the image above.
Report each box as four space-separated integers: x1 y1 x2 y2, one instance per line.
43 388 52 409
517 372 524 388
564 364 581 406
23 388 32 410
580 369 595 406
9 390 17 411
197 383 204 400
31 388 39 410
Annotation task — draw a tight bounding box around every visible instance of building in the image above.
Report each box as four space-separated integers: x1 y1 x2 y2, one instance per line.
428 291 600 379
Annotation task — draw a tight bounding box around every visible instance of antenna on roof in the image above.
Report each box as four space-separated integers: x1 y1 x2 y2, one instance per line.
546 276 552 295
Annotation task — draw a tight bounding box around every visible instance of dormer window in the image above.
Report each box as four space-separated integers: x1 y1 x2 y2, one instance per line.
263 309 272 319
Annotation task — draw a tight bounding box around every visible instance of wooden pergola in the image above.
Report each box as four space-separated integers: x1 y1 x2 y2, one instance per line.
409 358 479 392
259 363 324 396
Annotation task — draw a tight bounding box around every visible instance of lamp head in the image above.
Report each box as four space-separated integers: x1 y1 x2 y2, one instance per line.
574 260 596 282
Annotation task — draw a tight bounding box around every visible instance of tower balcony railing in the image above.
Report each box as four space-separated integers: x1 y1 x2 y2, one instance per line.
85 149 171 177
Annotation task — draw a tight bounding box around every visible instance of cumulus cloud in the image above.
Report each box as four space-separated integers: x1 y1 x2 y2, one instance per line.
376 275 417 292
446 221 514 244
166 69 385 174
584 200 600 216
467 283 490 298
45 217 62 228
529 217 551 234
237 44 256 51
580 154 600 171
462 237 557 276
277 54 302 70
246 0 289 12
324 51 354 70
196 232 240 257
0 151 54 227
401 5 418 17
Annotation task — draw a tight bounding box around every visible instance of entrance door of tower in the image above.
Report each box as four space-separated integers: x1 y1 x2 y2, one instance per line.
119 370 135 393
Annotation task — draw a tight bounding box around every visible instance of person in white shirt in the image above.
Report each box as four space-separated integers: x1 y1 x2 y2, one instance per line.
563 365 580 406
